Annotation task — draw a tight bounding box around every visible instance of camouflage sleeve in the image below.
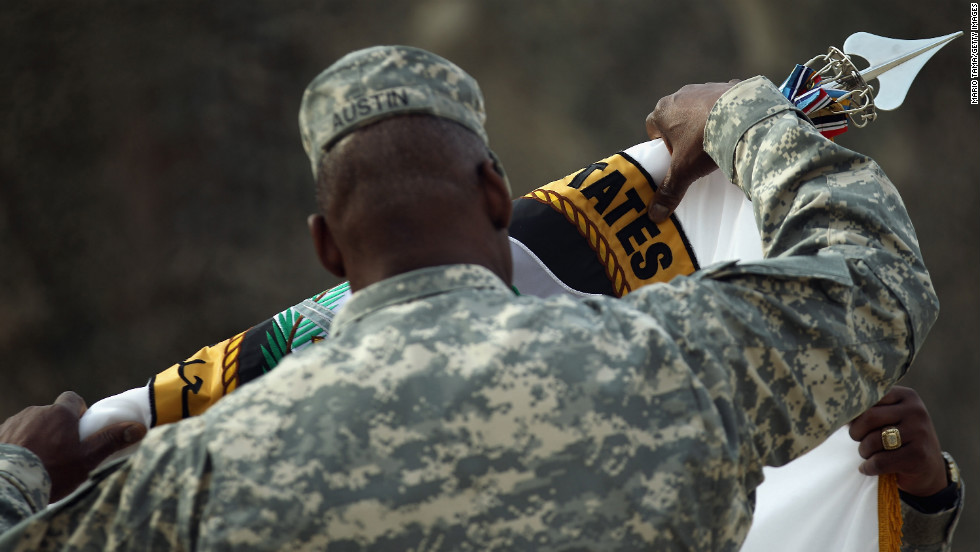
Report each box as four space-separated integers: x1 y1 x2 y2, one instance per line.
900 480 964 552
0 445 50 535
626 76 938 474
732 75 936 445
0 457 134 549
0 420 211 550
708 76 935 355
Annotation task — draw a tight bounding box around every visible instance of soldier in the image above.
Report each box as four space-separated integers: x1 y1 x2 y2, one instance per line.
0 45 938 550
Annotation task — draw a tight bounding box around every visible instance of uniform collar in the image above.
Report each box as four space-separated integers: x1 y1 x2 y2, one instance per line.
332 264 512 334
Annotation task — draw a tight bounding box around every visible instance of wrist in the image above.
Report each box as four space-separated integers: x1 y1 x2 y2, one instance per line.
899 483 959 514
703 76 799 183
899 452 962 514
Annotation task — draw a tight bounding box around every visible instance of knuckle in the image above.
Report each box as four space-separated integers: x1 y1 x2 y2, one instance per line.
908 393 926 411
652 96 673 119
56 390 79 402
49 403 73 418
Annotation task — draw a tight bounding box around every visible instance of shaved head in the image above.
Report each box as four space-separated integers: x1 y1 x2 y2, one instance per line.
308 115 513 291
316 115 490 225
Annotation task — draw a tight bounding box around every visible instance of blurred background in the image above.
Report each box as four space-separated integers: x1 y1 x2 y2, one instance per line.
1 0 976 546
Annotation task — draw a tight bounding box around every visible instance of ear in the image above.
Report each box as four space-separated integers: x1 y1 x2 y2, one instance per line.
478 159 512 231
308 213 346 278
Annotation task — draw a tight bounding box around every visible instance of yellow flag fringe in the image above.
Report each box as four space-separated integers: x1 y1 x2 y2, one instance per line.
878 473 903 552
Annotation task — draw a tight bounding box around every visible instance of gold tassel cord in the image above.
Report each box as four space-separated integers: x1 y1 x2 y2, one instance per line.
877 473 903 552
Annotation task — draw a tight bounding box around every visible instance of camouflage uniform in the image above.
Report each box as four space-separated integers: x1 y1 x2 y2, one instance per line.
0 71 938 550
901 498 964 552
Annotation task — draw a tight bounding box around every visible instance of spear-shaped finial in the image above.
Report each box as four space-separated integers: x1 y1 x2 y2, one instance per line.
782 31 962 137
843 31 962 111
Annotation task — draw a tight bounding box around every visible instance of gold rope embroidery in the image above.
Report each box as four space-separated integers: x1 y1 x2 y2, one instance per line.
525 188 631 296
221 329 248 395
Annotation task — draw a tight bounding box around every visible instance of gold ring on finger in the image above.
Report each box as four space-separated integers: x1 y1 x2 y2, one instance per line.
881 427 902 451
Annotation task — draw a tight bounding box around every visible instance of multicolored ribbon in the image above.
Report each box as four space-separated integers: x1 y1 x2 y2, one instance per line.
779 64 851 139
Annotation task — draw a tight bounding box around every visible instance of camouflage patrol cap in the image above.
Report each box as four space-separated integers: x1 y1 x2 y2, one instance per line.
299 45 493 179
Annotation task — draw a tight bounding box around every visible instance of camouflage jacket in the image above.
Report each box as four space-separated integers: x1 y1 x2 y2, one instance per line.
0 76 938 551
